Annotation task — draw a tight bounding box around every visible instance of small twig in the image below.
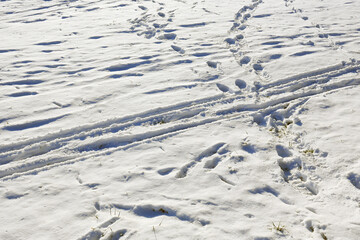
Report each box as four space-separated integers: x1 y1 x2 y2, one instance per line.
159 217 165 226
153 226 158 240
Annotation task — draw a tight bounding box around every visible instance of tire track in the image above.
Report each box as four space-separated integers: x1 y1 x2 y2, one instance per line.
1 61 358 154
0 61 359 179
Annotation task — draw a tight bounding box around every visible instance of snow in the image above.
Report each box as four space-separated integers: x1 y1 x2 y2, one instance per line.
0 0 359 239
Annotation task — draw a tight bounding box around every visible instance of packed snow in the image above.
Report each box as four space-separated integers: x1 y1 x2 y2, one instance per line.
0 0 359 239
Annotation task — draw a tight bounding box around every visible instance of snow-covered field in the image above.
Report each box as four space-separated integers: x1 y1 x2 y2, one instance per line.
1 0 360 239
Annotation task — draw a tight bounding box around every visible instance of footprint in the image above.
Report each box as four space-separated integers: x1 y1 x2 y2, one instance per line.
216 83 230 93
157 167 175 176
79 230 102 240
229 154 245 163
231 22 240 30
235 79 247 89
302 16 308 21
78 215 124 240
253 63 263 71
241 142 256 154
224 38 236 45
252 113 265 126
243 13 251 20
206 61 219 68
278 157 303 182
196 142 226 161
94 201 101 211
238 25 247 30
240 56 251 65
98 217 121 228
176 143 226 178
305 181 319 195
318 33 329 39
204 156 221 169
111 229 127 239
176 161 196 178
278 157 301 172
275 145 292 158
304 219 316 232
236 34 244 40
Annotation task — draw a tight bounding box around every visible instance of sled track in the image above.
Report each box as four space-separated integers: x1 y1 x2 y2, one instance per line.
0 61 359 180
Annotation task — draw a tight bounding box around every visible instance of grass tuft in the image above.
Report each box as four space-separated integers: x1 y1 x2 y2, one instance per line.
270 222 287 234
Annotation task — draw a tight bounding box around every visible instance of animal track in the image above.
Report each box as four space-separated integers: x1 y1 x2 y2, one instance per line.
176 142 226 178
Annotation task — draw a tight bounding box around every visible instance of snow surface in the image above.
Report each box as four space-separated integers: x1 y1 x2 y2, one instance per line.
0 0 360 239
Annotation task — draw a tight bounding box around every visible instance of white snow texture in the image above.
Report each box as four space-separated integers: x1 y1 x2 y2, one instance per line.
0 0 360 239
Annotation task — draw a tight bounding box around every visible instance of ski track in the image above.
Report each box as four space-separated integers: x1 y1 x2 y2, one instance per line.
1 0 360 182
0 59 359 179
